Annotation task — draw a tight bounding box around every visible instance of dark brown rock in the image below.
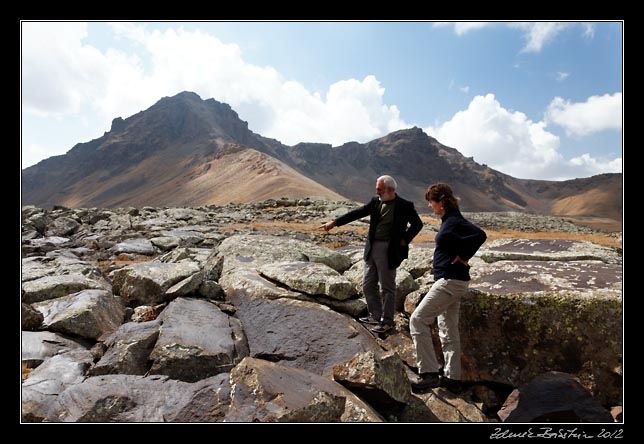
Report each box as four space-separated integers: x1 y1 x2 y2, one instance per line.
498 371 614 423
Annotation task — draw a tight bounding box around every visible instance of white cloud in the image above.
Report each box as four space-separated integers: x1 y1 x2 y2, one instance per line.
439 22 595 53
545 93 622 136
510 22 570 53
21 22 409 164
425 93 620 180
460 86 470 93
583 23 596 39
433 22 491 35
556 72 570 82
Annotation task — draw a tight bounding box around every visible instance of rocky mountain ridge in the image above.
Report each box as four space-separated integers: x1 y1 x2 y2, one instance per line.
22 200 622 423
22 92 622 230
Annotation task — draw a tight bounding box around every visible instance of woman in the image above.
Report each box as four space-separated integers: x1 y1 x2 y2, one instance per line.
410 183 487 393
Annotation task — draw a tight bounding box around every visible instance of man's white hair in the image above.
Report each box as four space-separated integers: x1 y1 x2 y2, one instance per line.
378 175 397 191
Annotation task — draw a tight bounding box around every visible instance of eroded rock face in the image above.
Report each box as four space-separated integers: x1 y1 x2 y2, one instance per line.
22 303 43 330
225 357 383 422
459 290 622 406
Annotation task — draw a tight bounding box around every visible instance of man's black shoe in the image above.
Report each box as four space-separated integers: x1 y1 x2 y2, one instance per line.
370 322 392 333
439 376 463 394
411 372 440 392
358 315 379 325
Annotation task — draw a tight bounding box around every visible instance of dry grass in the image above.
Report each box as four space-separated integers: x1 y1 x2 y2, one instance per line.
221 219 621 249
22 362 32 382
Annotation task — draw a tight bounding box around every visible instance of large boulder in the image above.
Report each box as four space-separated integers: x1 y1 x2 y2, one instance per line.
498 371 614 423
230 291 381 377
111 261 201 307
218 234 352 273
45 374 231 422
258 261 356 300
22 274 113 304
225 357 383 422
89 320 161 376
460 289 622 406
32 289 125 340
148 298 248 382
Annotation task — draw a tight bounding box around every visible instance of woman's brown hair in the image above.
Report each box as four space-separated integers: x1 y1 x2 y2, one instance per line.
425 183 459 212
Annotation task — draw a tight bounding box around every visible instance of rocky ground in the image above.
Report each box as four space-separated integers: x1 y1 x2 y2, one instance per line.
21 199 623 423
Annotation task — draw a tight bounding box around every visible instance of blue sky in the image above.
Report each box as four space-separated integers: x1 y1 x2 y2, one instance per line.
21 21 622 180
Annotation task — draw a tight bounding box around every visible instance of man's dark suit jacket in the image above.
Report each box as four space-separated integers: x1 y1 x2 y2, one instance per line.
334 195 423 269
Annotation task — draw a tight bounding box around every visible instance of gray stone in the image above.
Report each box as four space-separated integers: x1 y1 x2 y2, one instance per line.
111 261 201 307
46 216 80 237
22 274 113 304
198 280 225 300
22 251 107 283
22 303 43 330
258 261 356 300
89 320 161 376
110 238 156 255
165 272 204 297
225 357 383 422
149 236 180 251
332 350 410 407
22 349 94 422
220 267 312 303
230 292 381 377
498 371 614 423
400 245 434 278
32 290 125 339
45 374 231 422
22 331 88 368
149 298 248 382
218 234 352 273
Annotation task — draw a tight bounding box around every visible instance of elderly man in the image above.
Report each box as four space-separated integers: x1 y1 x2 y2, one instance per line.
320 175 423 333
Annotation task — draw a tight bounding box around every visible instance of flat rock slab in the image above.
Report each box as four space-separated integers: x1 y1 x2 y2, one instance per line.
230 292 381 377
45 374 231 422
479 239 621 264
470 260 622 297
22 274 113 304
